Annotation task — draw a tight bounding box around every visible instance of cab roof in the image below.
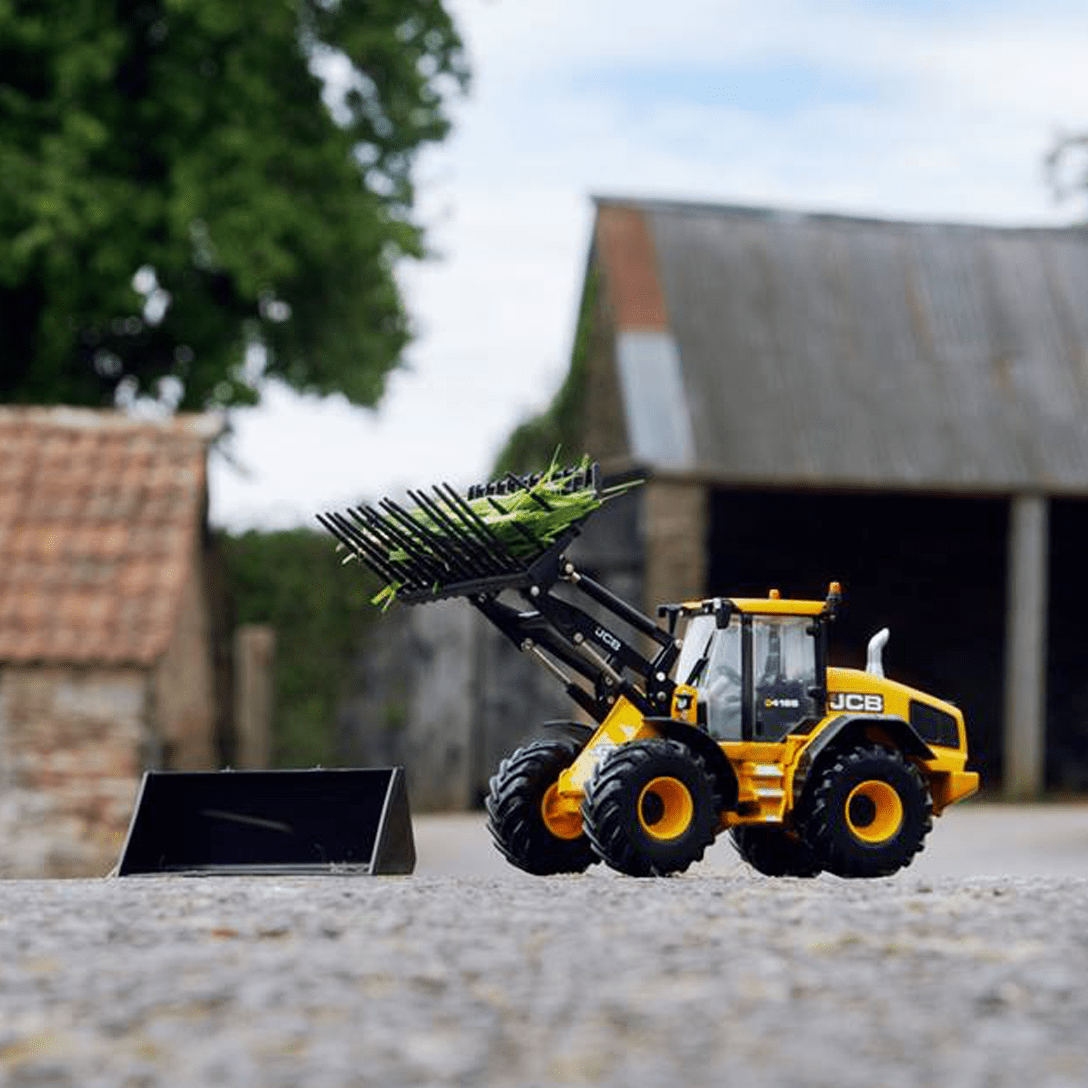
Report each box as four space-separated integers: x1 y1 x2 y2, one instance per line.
662 583 842 621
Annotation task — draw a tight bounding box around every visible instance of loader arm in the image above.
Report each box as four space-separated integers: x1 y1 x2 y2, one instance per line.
319 461 677 724
473 554 680 723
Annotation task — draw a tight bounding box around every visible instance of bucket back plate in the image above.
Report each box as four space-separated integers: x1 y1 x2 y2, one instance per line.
116 767 415 876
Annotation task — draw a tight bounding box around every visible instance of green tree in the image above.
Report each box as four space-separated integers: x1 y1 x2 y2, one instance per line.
0 0 467 410
219 527 379 767
1047 133 1088 218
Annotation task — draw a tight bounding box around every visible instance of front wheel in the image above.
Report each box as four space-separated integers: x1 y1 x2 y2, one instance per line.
582 739 720 877
485 738 597 875
802 744 933 878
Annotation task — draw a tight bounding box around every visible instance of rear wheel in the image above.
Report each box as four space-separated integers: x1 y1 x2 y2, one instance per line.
802 744 932 878
582 740 719 877
485 738 596 875
730 825 821 877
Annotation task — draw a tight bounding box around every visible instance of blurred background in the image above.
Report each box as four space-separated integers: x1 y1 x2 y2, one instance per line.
2 0 1088 874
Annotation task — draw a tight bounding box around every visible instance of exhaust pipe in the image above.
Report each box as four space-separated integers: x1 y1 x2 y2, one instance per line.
866 628 890 678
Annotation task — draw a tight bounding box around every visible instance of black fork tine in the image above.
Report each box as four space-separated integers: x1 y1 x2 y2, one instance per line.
357 505 448 588
319 511 402 587
379 498 477 582
317 461 606 604
346 507 432 590
410 488 506 576
436 482 521 569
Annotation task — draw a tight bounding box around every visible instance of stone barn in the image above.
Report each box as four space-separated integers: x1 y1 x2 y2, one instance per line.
0 407 224 875
573 196 1088 799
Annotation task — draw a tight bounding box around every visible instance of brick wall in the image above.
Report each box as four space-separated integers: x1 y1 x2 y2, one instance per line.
0 665 149 876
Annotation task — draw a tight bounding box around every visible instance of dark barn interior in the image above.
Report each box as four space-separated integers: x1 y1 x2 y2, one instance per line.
1047 498 1088 792
707 488 1008 789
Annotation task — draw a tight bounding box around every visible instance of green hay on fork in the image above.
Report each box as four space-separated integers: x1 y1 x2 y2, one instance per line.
337 455 639 608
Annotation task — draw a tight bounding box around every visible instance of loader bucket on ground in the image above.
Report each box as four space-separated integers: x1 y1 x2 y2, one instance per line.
115 767 415 876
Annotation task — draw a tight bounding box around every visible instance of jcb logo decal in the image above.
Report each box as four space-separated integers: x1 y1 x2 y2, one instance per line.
829 692 884 713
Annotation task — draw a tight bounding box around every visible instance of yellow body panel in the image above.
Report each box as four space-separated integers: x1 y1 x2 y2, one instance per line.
559 697 657 796
825 667 978 813
548 664 979 832
718 739 806 827
827 667 965 745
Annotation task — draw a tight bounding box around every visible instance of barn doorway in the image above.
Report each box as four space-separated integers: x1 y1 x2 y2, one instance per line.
707 488 1007 789
1047 498 1088 792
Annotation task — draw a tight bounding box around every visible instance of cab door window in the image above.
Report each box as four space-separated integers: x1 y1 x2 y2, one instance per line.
751 616 818 739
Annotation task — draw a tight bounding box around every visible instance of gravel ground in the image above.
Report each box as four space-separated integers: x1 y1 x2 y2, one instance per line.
2 812 1088 1088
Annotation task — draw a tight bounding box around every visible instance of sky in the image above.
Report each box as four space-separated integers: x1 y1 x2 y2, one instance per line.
207 0 1088 531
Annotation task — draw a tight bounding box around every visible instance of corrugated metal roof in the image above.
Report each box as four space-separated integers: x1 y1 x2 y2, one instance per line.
594 197 1088 493
0 407 220 665
614 330 695 470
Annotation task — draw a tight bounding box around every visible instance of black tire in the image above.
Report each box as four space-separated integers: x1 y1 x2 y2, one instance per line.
730 825 821 878
581 739 720 877
485 738 597 875
802 744 933 878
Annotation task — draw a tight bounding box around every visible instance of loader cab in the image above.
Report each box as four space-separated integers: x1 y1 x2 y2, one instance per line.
671 589 836 742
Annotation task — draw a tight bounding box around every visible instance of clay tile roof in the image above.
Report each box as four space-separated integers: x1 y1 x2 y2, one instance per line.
0 407 223 666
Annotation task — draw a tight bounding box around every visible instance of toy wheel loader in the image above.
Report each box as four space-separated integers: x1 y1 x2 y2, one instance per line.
321 462 978 879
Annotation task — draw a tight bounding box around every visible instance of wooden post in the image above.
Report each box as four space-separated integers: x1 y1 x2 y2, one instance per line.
1003 495 1049 799
234 625 275 769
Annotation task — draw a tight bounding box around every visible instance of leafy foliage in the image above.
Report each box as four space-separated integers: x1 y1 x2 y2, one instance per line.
0 0 467 410
1047 133 1088 216
218 527 379 767
495 270 598 474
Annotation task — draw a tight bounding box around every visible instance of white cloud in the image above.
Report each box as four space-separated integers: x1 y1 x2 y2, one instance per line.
210 0 1088 530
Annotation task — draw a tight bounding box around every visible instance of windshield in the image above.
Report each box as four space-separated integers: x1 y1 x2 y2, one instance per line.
676 615 716 685
677 614 743 740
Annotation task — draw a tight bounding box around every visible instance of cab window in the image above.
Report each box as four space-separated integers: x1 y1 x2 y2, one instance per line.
678 614 744 741
751 616 818 739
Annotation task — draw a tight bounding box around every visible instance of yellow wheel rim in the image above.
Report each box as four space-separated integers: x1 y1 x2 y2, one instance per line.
540 782 583 840
845 780 904 843
638 776 694 841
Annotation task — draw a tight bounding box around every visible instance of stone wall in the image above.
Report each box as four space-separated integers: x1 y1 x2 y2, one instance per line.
642 479 707 610
337 600 572 810
0 665 149 876
337 601 475 810
0 546 221 876
154 546 218 771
